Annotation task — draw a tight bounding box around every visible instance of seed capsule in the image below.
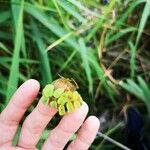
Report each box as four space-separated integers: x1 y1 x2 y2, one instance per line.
66 101 74 113
59 105 66 115
42 84 54 99
41 77 83 116
50 100 57 108
53 88 64 98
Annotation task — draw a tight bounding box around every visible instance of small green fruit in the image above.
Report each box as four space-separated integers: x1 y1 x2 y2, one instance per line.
41 77 84 116
53 88 64 98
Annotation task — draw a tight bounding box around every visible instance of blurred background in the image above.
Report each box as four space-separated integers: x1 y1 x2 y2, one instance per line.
0 0 150 149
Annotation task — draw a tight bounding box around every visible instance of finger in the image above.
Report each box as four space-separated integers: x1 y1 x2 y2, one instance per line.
17 101 57 149
67 116 100 150
0 79 40 146
42 102 89 150
0 145 37 150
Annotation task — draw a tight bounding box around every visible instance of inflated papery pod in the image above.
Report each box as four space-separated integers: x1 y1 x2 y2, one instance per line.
41 77 83 115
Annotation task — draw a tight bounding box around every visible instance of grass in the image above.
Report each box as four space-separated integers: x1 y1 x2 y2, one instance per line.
6 0 24 102
0 0 150 149
120 76 150 117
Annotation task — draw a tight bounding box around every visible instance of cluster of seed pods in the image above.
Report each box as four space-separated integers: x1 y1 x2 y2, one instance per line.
41 77 83 115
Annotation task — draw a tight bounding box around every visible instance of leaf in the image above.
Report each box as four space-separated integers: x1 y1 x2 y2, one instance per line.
46 31 74 51
119 77 150 117
12 125 21 146
137 77 150 116
31 21 52 84
107 0 145 40
12 0 26 57
106 27 136 46
6 0 24 103
0 42 11 54
24 4 78 50
129 41 136 78
40 129 50 140
78 38 93 92
119 80 144 100
89 53 116 105
68 0 100 17
52 0 68 29
59 50 77 72
126 79 143 95
136 0 150 45
57 0 85 22
0 10 10 23
138 77 150 101
86 0 116 41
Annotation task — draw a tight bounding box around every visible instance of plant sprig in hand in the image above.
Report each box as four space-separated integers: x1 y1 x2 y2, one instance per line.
41 77 83 115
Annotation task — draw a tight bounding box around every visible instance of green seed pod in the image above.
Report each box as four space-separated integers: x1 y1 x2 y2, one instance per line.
50 100 57 108
72 91 79 101
65 91 73 100
42 97 50 106
57 94 67 105
42 84 54 99
74 100 81 108
66 101 74 113
58 105 66 115
41 96 48 103
53 88 64 98
41 77 84 116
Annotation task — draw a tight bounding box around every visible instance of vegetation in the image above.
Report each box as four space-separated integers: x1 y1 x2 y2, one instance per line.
0 0 150 149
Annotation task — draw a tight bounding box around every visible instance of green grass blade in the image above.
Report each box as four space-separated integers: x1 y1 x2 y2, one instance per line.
106 27 136 46
6 0 24 103
11 0 26 57
0 31 12 40
0 57 38 64
68 0 100 17
52 0 68 29
89 52 116 105
24 3 78 50
57 0 85 22
126 79 143 95
31 21 52 84
107 0 145 38
119 80 145 100
129 41 136 78
136 0 150 46
12 126 21 146
0 42 12 54
78 38 93 92
0 10 10 23
138 76 150 116
46 31 74 51
59 50 77 72
86 0 116 41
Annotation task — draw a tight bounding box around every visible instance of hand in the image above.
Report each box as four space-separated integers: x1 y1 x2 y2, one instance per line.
0 79 100 150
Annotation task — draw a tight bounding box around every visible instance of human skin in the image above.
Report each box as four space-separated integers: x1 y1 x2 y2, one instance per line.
0 79 100 150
